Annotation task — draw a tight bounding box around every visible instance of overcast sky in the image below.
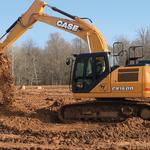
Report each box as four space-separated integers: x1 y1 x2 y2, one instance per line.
0 0 149 47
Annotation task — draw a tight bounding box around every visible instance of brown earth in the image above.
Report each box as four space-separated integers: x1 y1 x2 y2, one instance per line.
0 54 14 106
0 85 150 149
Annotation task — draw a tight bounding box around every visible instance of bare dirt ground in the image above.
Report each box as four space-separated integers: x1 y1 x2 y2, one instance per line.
0 86 150 149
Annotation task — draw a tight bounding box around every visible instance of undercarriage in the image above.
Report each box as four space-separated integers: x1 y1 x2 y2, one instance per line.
58 99 150 123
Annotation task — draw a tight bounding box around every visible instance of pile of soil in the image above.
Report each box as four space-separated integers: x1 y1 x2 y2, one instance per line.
0 54 14 105
0 86 149 149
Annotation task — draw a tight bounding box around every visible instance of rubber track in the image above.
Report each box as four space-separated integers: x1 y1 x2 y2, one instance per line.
58 99 150 123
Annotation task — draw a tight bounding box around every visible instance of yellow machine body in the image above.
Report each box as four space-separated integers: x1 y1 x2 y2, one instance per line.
73 66 150 99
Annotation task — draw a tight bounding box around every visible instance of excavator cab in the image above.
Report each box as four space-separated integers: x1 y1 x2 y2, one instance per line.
72 42 125 93
72 52 110 93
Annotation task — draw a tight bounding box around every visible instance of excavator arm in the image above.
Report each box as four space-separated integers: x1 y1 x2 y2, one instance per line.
0 0 108 54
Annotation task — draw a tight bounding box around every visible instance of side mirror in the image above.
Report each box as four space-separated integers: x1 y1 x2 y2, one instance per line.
66 58 71 65
66 56 75 66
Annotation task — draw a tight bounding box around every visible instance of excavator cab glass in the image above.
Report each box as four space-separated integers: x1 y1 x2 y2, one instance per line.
72 52 110 93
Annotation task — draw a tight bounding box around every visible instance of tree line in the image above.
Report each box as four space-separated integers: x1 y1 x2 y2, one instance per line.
7 27 150 85
7 32 88 85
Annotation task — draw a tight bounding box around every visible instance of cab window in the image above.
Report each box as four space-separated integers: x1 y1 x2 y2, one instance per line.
95 57 105 78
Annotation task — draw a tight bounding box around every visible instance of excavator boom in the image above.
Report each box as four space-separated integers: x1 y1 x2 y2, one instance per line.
35 14 108 53
0 0 108 54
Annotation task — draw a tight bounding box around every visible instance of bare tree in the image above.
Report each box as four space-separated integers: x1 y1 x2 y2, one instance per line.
136 27 150 59
44 32 72 85
71 38 88 54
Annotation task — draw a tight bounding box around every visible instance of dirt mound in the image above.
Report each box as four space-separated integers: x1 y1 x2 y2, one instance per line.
0 86 149 149
0 54 14 105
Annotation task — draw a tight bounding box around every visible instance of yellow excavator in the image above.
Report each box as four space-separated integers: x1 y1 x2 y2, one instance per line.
0 0 150 122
